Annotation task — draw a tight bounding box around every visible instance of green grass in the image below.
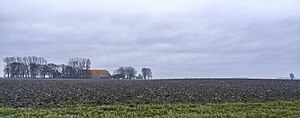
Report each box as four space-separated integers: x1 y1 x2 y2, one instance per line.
1 101 300 118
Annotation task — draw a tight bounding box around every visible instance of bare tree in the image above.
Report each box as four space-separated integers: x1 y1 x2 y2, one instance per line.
47 63 58 78
113 66 138 79
22 57 30 77
9 62 22 77
3 66 10 78
142 68 152 79
3 57 11 77
61 64 75 78
113 67 126 79
39 64 48 78
3 57 23 77
2 56 94 79
68 58 91 78
84 59 91 78
29 63 39 78
125 66 137 80
290 73 295 80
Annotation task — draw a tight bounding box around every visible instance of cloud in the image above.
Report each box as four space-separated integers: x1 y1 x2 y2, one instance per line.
0 0 299 78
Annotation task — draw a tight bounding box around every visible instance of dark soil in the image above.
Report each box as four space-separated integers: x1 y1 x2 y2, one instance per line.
0 78 300 108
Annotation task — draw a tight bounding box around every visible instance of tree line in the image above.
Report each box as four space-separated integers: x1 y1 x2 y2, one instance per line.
112 66 152 80
3 56 91 78
3 56 153 79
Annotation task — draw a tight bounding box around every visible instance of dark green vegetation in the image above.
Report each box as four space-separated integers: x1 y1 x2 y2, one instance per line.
1 101 300 117
1 78 300 108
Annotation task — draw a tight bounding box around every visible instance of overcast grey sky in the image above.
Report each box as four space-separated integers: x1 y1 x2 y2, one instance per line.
0 0 299 78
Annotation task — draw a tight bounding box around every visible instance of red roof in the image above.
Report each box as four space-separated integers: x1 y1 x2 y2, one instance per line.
90 70 112 79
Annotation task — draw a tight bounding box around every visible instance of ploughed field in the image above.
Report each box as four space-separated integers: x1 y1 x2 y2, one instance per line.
0 78 300 108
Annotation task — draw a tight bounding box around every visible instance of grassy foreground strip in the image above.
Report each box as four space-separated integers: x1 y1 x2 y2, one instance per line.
1 101 300 118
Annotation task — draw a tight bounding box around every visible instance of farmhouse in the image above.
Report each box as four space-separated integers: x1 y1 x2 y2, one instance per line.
90 70 112 79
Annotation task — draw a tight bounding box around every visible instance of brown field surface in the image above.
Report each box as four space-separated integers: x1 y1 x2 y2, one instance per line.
0 78 299 108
